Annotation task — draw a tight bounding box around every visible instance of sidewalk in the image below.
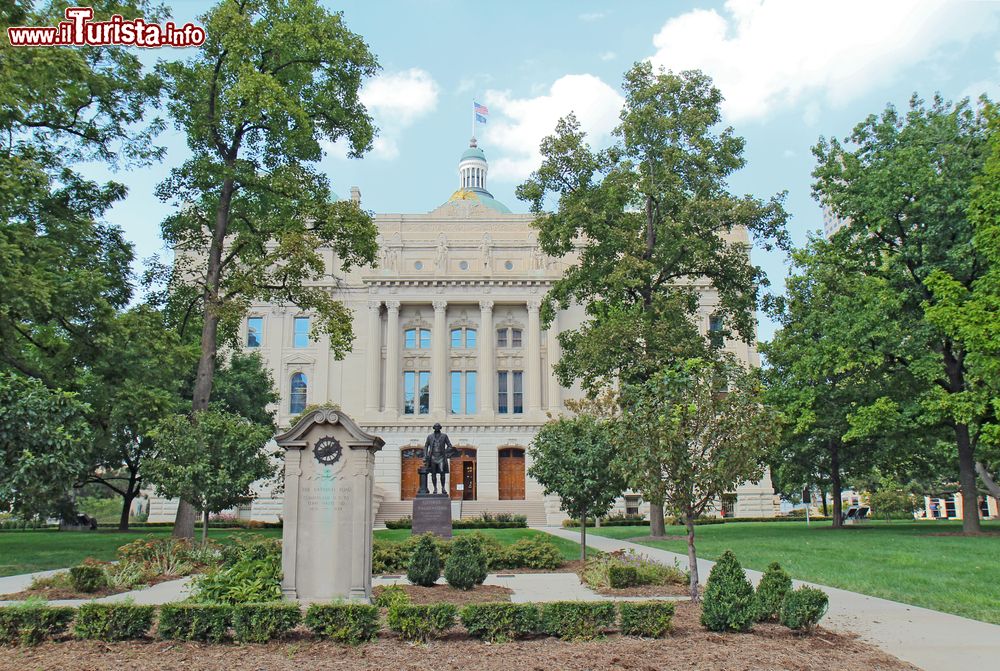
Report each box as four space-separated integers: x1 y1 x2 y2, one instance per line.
539 526 1000 671
0 575 193 607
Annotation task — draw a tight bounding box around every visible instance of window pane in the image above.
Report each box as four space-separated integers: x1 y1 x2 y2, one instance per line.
466 371 477 414
497 328 507 348
404 371 415 414
404 329 415 348
247 317 262 348
419 371 430 414
709 315 724 347
511 328 522 347
290 373 307 414
419 328 431 349
293 317 309 348
451 329 462 348
497 371 508 414
466 329 476 348
513 371 523 414
451 371 461 414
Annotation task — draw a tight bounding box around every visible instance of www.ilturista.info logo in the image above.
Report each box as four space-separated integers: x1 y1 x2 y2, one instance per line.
7 6 206 48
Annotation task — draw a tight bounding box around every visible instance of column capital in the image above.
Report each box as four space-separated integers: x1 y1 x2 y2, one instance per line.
527 298 542 312
433 299 448 312
479 299 494 312
368 300 382 311
385 299 401 311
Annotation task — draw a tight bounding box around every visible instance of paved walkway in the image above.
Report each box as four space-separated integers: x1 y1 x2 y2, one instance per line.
0 575 193 607
540 526 1000 671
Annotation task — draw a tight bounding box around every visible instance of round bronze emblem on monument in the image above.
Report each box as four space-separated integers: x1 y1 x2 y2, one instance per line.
313 437 343 465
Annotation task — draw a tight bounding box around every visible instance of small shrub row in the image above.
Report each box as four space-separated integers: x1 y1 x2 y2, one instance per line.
375 533 563 575
387 603 457 642
562 514 648 527
386 513 528 530
701 551 828 634
303 603 379 644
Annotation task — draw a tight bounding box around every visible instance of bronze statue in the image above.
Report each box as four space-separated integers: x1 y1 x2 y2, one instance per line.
423 423 456 494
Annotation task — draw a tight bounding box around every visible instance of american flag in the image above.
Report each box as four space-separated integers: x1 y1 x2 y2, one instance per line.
474 102 489 116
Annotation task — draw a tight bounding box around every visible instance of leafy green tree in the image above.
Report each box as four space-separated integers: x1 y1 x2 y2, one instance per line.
868 474 917 522
528 415 627 560
210 351 279 429
813 94 994 531
517 63 788 535
146 409 275 543
924 104 1000 501
156 0 381 536
0 372 91 521
618 358 776 600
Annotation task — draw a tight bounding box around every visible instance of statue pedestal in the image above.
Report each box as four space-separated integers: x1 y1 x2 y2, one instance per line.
412 493 452 539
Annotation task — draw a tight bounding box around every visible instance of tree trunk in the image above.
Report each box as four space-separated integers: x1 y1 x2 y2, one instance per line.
685 514 700 602
173 176 236 540
977 462 1000 500
819 486 829 517
118 490 136 531
956 423 982 533
202 509 210 545
830 439 843 529
579 514 587 561
649 500 665 538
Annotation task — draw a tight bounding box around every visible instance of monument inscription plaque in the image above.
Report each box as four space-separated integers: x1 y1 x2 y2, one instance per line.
275 408 383 601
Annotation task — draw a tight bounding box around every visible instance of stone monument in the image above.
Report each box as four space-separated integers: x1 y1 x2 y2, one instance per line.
411 422 457 538
275 407 384 601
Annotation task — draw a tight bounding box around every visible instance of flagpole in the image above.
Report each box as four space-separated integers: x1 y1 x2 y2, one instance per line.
471 100 476 141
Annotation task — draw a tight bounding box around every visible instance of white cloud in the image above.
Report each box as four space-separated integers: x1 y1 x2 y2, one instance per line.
579 11 606 22
649 0 999 122
325 68 439 161
599 51 617 62
482 74 624 181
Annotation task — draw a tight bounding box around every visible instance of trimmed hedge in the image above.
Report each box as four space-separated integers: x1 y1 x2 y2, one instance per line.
755 562 792 622
386 603 457 642
459 602 540 643
373 585 411 609
158 603 232 643
700 550 756 632
780 586 829 632
0 603 75 645
540 601 616 641
618 601 675 638
73 602 155 641
386 514 527 530
607 564 640 588
303 603 379 644
69 564 107 593
232 603 302 643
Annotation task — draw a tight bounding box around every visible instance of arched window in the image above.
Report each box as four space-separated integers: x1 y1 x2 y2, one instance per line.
290 373 307 414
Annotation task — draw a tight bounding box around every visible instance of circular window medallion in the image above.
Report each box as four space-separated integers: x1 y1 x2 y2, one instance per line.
504 260 514 270
414 261 423 270
313 437 343 466
459 260 468 270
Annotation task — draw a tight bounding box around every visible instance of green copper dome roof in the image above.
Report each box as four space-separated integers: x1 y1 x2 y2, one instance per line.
460 146 486 162
445 188 512 213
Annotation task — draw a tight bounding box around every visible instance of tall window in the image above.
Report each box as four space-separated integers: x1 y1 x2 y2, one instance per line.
404 371 431 414
450 371 478 414
497 370 523 414
709 315 724 348
404 327 431 349
293 316 310 348
290 373 307 414
247 317 263 348
497 327 522 348
450 327 477 349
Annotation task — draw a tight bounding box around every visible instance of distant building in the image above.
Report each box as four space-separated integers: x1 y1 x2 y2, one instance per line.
822 205 849 238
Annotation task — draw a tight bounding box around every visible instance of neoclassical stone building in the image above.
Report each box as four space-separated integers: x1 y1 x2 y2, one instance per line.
148 139 778 525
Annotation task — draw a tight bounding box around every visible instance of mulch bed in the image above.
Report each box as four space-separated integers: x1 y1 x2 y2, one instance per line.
0 601 916 671
373 583 513 605
593 582 692 597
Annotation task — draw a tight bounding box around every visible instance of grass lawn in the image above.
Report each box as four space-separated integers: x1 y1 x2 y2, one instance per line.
0 527 583 577
590 519 1000 624
374 527 585 562
0 528 282 577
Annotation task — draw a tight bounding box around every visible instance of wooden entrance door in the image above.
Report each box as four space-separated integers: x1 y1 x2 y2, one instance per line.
498 447 525 500
400 448 423 500
449 448 476 500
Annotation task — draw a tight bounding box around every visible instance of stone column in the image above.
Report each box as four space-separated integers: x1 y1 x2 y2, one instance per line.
280 448 302 599
527 299 542 415
546 309 561 412
384 300 400 416
432 300 448 418
479 300 494 419
365 300 381 415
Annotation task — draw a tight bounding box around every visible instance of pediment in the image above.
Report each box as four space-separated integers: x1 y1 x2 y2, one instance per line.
275 407 385 450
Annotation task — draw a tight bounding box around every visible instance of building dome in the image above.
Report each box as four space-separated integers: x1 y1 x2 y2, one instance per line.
433 137 510 214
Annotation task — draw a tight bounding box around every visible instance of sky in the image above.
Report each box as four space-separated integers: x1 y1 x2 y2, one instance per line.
78 0 1000 341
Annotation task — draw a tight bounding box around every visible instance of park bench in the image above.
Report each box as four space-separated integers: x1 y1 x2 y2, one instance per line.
842 505 870 525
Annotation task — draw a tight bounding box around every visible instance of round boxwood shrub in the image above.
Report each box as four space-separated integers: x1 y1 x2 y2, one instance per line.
779 586 829 633
444 535 487 590
69 564 107 593
755 562 792 622
700 550 756 632
407 533 442 587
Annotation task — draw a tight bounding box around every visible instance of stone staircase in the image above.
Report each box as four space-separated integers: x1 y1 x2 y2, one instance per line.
373 498 549 528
